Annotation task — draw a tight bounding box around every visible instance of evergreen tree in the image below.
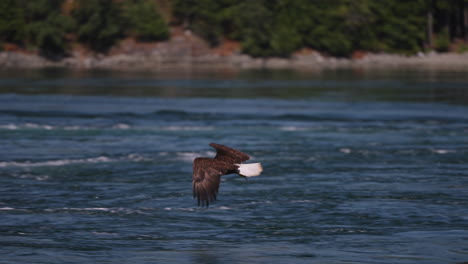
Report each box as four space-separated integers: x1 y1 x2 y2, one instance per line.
72 0 125 52
1 0 466 58
124 0 170 41
0 0 26 44
23 0 73 56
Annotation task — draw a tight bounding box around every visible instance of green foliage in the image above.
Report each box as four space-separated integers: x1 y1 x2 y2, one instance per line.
228 1 277 56
0 0 466 58
173 0 225 46
72 0 125 52
173 0 425 57
22 0 74 56
457 43 468 53
0 0 26 43
299 1 357 57
435 28 450 52
370 0 426 54
124 0 169 41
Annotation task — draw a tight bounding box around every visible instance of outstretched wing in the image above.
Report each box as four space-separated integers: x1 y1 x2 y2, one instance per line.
192 158 237 206
209 143 250 164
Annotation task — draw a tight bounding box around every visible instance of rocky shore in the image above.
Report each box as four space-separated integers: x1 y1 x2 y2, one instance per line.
1 33 468 71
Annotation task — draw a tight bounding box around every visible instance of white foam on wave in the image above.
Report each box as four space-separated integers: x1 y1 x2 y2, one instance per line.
0 123 53 130
176 151 216 162
126 153 153 162
0 156 112 168
279 126 309 131
0 123 133 131
339 148 352 154
164 206 231 211
176 152 200 162
0 123 218 132
291 199 317 204
112 123 131 129
18 174 50 181
0 124 19 130
164 207 196 212
161 126 214 131
432 149 456 154
0 153 153 168
44 207 148 215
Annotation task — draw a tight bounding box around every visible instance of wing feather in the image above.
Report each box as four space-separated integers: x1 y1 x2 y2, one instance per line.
192 158 237 206
209 143 250 164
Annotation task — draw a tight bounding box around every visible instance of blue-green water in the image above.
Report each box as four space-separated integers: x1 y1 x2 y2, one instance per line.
1 69 467 263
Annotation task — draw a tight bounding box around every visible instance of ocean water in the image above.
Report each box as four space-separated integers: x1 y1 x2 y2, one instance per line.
0 68 467 263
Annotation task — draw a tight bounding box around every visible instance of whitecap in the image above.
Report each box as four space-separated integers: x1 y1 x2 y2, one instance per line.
432 149 456 154
176 152 199 162
0 123 55 130
249 200 273 205
339 148 352 154
18 174 50 181
0 156 114 168
1 123 134 131
25 123 53 130
176 151 216 162
44 208 109 212
63 125 85 130
47 207 147 215
279 126 307 131
165 207 196 212
126 153 153 162
0 207 15 211
291 200 317 203
0 153 157 168
92 232 119 236
161 126 214 131
113 123 131 129
0 124 18 130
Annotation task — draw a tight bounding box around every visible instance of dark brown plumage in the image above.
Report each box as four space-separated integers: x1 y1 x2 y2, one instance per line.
192 143 262 206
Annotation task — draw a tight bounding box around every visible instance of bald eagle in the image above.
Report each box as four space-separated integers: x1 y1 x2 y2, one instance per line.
192 143 263 206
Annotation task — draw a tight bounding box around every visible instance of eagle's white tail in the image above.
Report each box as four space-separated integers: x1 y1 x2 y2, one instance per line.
237 163 263 177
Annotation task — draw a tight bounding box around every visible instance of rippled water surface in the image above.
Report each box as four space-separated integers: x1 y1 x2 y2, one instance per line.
1 68 467 263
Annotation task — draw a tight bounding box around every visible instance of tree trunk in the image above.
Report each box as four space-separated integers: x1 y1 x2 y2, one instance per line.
464 1 468 42
427 7 434 48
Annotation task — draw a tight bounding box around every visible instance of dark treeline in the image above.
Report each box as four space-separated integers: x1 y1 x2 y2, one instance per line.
1 0 467 58
0 0 169 57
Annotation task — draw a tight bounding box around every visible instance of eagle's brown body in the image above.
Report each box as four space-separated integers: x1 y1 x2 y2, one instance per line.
192 143 262 206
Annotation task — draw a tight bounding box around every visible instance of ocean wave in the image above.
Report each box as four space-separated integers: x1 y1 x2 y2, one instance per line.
1 109 222 120
0 123 54 130
175 151 216 162
44 207 149 215
279 126 309 132
431 149 457 154
0 123 133 131
0 156 112 168
163 205 232 211
0 207 150 215
0 207 16 211
159 126 214 131
0 154 153 168
0 123 218 132
17 174 50 181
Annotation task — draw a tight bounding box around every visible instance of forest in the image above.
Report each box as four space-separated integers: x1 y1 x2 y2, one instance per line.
1 0 467 58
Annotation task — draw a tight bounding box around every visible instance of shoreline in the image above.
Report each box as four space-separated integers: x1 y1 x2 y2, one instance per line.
2 31 467 72
1 51 467 72
1 46 468 72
